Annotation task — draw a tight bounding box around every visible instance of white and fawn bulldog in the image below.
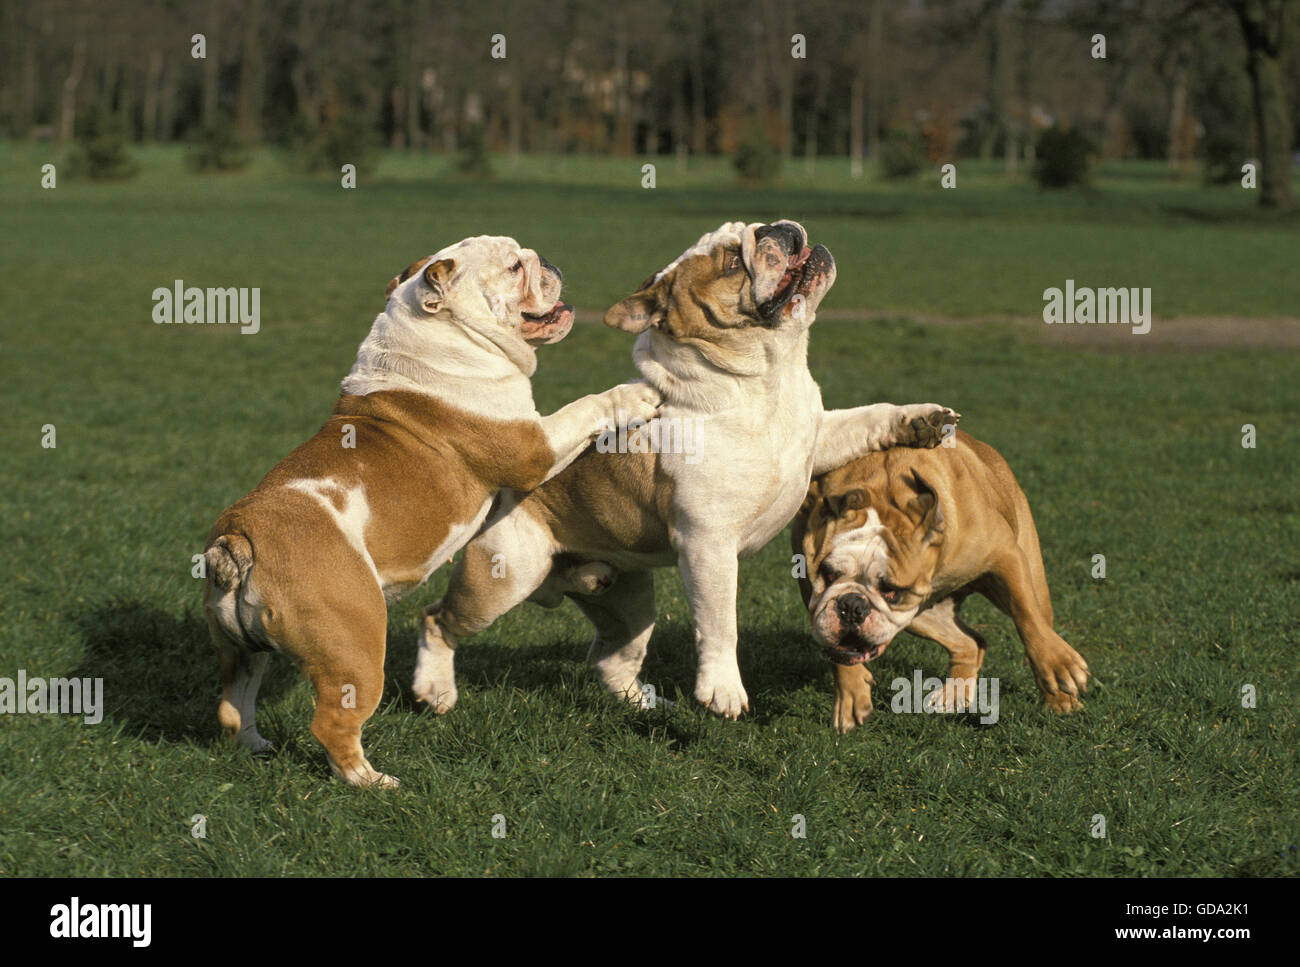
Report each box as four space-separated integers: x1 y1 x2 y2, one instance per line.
414 221 959 718
203 236 659 787
791 429 1090 733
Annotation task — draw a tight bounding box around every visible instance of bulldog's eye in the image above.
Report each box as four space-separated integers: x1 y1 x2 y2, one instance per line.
818 561 840 584
880 583 905 604
509 260 523 273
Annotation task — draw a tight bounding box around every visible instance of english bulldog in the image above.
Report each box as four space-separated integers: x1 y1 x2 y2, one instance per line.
203 236 660 787
413 220 959 718
791 429 1090 733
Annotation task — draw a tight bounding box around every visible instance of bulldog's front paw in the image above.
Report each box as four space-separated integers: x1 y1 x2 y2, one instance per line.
606 380 662 425
832 663 873 733
923 672 978 713
894 404 960 449
1033 644 1089 714
694 666 750 719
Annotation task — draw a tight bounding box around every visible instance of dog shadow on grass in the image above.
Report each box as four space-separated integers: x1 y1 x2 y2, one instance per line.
68 599 296 745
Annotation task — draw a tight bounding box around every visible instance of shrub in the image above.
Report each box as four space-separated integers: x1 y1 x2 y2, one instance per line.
455 124 495 178
879 126 925 179
66 105 138 181
732 120 780 184
1032 125 1093 188
291 111 376 177
1203 134 1250 185
187 115 251 172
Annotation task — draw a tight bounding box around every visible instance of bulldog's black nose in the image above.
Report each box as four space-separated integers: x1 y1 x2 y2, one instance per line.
538 255 562 282
836 594 871 627
754 222 806 256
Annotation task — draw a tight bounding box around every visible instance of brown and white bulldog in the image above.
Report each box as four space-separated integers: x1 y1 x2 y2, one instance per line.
413 221 959 719
792 429 1090 733
203 236 659 787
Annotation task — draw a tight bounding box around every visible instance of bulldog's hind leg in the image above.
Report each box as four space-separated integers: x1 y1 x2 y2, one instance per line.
982 551 1089 713
568 570 656 707
414 509 556 713
905 594 986 713
208 617 274 754
282 587 395 788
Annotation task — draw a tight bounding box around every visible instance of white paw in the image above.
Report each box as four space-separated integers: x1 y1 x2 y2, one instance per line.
610 381 662 423
412 674 458 714
694 668 750 719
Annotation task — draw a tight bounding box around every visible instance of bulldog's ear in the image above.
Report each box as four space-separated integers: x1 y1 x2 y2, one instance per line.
910 469 945 543
826 489 867 519
419 258 457 313
385 255 436 300
605 276 667 333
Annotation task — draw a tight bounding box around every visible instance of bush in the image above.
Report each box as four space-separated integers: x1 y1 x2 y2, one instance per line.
291 111 376 177
187 115 251 172
66 105 138 181
1032 125 1093 188
1203 134 1250 185
732 120 780 184
879 126 925 179
455 124 495 178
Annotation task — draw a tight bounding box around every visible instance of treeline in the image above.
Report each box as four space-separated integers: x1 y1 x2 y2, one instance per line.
2 0 1296 203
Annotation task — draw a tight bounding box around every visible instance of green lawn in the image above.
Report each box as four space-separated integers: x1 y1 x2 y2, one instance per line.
0 146 1296 876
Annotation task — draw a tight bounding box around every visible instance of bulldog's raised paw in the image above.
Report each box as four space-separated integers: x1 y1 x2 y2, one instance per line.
895 404 960 449
694 668 750 719
608 380 662 425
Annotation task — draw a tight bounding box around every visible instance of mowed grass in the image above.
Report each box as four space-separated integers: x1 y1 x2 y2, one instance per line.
0 145 1297 876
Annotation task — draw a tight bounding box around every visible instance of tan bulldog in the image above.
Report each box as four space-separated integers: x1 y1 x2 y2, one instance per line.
792 429 1090 733
413 221 959 718
203 236 659 787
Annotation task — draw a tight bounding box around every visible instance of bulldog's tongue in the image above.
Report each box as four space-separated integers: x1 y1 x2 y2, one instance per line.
521 301 575 345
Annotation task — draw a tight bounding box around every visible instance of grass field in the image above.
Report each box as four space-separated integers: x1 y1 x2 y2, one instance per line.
1 144 1297 876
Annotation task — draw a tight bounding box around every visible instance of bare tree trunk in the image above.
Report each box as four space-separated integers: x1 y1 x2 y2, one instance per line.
202 0 219 126
237 0 264 141
614 12 632 154
142 50 162 143
18 13 37 137
998 10 1017 176
1166 60 1189 166
507 65 522 165
689 17 707 154
866 0 883 162
1234 0 1295 209
779 3 794 162
58 34 87 147
804 63 827 175
850 68 864 177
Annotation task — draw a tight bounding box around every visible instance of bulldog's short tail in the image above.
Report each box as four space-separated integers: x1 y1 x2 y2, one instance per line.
204 534 273 652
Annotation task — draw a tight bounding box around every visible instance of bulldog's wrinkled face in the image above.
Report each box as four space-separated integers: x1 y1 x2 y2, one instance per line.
385 235 573 346
799 467 946 665
603 219 836 339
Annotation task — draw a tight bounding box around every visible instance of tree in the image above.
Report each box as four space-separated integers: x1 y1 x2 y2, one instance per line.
1230 0 1296 208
